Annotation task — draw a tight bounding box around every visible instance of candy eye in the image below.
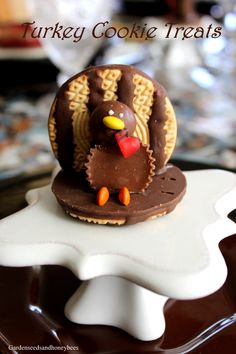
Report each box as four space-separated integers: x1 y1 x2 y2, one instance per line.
108 110 114 116
119 113 124 118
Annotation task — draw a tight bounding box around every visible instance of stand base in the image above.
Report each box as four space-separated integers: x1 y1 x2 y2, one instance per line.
1 170 236 341
65 276 168 341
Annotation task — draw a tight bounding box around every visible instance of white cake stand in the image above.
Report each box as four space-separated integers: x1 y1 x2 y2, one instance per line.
0 170 235 341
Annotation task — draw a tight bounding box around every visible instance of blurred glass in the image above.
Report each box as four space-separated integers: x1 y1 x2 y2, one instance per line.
26 0 113 84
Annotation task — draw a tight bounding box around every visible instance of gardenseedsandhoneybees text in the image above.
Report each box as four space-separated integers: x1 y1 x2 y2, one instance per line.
22 21 222 42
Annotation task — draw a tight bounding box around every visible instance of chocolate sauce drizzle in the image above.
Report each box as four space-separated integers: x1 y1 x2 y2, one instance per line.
149 87 168 172
87 70 104 113
53 91 74 171
117 68 135 109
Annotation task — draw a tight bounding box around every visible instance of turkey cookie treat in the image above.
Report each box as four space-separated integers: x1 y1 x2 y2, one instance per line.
49 64 186 225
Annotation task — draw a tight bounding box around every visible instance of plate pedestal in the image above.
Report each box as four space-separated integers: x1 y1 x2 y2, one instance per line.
0 170 236 341
65 275 168 341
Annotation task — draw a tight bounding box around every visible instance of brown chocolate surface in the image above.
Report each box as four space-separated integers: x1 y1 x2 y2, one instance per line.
1 232 236 353
52 165 186 225
89 100 136 144
87 69 104 112
86 144 154 193
149 89 168 171
49 64 171 173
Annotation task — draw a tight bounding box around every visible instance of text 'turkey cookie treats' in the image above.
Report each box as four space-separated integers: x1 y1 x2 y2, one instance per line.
49 64 186 225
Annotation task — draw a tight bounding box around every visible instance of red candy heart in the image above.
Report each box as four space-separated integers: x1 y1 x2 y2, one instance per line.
115 131 140 158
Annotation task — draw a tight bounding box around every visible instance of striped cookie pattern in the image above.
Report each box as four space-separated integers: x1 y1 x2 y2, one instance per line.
66 75 90 171
49 65 177 173
69 212 125 225
97 69 122 101
68 211 168 225
48 99 58 158
133 74 154 145
164 97 177 164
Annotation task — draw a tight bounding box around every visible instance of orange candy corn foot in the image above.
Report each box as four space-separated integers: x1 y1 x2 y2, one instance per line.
118 187 131 206
97 187 109 206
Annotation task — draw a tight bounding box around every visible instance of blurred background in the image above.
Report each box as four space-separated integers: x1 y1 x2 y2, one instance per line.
0 0 236 210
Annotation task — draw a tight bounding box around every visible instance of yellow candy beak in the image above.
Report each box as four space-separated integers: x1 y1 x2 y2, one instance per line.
103 116 125 130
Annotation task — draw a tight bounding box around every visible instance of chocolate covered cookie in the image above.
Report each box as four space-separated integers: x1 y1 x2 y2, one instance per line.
48 64 177 173
49 64 186 225
52 165 186 225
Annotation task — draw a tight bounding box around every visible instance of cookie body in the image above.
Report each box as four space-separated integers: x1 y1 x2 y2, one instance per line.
52 165 186 225
48 64 177 173
86 144 155 193
49 64 184 226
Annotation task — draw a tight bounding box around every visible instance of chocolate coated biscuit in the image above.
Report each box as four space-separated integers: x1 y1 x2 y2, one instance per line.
48 64 177 173
52 165 186 225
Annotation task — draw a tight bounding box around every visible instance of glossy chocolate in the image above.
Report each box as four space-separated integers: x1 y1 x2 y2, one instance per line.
149 89 168 170
86 144 154 193
50 64 170 173
89 100 136 145
1 230 236 353
52 165 186 224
